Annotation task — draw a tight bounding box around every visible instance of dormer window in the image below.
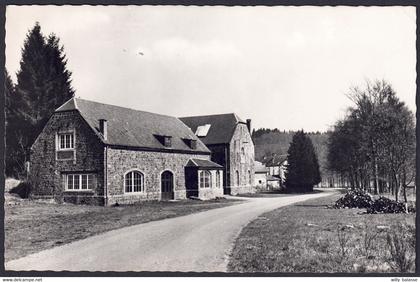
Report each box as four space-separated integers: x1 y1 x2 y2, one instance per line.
190 139 197 149
183 138 197 149
164 136 172 147
154 134 172 148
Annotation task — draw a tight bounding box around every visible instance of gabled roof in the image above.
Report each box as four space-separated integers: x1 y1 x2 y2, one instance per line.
179 113 245 145
186 158 223 169
55 98 210 154
262 154 287 167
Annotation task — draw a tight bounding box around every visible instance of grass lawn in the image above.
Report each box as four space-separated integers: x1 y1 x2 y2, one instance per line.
5 191 241 262
228 193 415 273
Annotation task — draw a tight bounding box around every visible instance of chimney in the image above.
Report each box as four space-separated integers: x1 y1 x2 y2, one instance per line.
99 119 108 140
246 119 252 133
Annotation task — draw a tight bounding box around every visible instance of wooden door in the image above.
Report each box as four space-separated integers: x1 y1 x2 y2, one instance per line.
161 171 174 200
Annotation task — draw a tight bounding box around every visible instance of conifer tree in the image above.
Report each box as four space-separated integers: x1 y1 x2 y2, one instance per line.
285 130 321 192
7 22 74 177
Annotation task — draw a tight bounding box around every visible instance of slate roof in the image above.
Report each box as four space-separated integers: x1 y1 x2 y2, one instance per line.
55 98 210 154
179 113 245 145
262 154 287 167
186 158 224 169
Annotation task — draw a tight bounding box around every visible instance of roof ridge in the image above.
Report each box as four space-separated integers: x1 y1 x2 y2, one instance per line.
55 97 78 112
73 97 178 119
179 112 239 119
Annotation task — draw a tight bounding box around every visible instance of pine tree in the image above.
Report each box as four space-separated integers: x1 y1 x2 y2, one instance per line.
7 22 74 177
285 130 321 192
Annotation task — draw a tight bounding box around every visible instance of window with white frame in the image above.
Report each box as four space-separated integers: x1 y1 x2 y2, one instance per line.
65 174 94 190
216 171 221 188
58 132 74 150
125 170 144 193
199 170 212 188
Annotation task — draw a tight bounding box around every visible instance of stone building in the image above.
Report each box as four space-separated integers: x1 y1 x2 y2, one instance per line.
254 161 269 189
29 98 223 205
262 154 286 188
180 113 255 195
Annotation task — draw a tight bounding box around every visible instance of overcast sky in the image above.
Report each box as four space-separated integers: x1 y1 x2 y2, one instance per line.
6 5 416 132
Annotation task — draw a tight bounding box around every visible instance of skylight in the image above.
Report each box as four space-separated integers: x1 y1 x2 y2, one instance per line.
195 124 211 137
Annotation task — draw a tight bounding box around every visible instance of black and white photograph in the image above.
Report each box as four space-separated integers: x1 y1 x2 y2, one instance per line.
3 4 417 275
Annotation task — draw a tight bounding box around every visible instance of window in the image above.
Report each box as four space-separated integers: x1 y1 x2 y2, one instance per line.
236 170 240 186
248 170 252 184
164 136 172 147
66 174 93 190
216 171 221 188
58 132 74 150
125 171 144 193
195 124 211 137
199 170 212 188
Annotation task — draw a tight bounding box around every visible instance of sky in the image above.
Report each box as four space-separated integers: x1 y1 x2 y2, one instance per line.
5 5 417 132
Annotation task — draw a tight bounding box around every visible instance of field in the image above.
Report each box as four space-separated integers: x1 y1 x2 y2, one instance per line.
5 179 241 262
228 192 415 273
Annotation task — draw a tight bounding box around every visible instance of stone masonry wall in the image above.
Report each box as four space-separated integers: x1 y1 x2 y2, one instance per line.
228 123 255 195
106 148 211 205
30 111 105 205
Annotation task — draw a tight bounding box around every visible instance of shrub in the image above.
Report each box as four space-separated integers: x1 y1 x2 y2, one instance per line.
367 197 406 214
334 189 373 209
9 181 31 198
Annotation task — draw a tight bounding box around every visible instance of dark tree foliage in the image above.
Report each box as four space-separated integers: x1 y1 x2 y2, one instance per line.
7 22 74 177
5 70 25 177
327 80 415 201
284 130 321 192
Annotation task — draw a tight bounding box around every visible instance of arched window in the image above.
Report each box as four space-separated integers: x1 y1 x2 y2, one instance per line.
216 171 221 188
236 170 240 186
125 170 144 193
248 170 252 184
199 171 212 188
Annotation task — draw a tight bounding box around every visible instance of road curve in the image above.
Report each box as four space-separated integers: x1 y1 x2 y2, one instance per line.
6 191 334 272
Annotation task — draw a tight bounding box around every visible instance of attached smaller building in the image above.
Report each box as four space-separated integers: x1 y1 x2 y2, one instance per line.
185 159 224 199
254 161 269 189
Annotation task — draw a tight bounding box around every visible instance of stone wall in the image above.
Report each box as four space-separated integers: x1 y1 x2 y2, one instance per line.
30 111 105 205
228 123 255 195
106 148 211 205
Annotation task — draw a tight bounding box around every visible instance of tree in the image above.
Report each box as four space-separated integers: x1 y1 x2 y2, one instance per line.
7 22 74 177
285 130 321 192
327 80 415 201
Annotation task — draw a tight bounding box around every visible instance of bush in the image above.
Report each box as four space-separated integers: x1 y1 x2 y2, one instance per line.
367 197 406 214
334 190 414 214
9 181 31 198
334 189 373 209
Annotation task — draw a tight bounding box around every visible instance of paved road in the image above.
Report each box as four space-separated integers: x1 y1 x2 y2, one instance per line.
6 191 335 272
